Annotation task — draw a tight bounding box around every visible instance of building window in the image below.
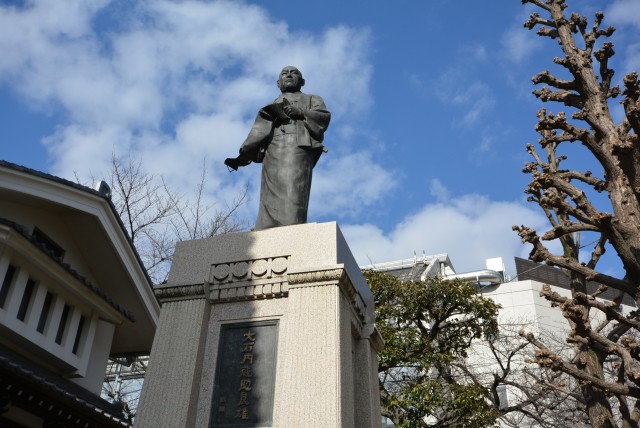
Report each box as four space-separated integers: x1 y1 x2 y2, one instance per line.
37 291 55 333
55 304 72 344
72 315 86 355
0 264 16 308
16 278 37 322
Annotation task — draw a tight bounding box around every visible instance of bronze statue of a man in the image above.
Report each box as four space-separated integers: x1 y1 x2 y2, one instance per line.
225 66 331 230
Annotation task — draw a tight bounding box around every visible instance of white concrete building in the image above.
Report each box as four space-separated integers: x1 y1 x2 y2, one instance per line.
364 252 624 340
366 253 631 426
362 253 568 329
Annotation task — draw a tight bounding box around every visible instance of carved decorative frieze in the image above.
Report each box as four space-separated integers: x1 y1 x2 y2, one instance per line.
154 284 206 303
158 259 370 321
209 256 289 284
204 256 290 303
287 268 345 285
207 280 289 303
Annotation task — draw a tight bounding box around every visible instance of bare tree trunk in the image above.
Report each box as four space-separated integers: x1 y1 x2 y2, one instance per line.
569 274 616 428
578 350 616 428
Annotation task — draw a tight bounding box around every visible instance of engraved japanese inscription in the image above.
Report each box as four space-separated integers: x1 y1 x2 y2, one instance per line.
210 321 278 427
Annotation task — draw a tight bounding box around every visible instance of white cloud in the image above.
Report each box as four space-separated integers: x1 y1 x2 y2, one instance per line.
501 26 543 65
607 0 640 30
311 151 398 218
606 0 640 78
429 179 449 203
430 39 496 128
500 2 545 66
459 43 488 63
342 190 549 276
0 0 385 225
434 74 495 126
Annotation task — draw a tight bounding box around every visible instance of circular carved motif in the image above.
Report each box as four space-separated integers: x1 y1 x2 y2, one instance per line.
251 259 268 276
212 263 230 281
271 257 287 275
232 261 249 278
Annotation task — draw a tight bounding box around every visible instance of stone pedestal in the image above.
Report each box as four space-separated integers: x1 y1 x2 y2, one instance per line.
136 222 383 428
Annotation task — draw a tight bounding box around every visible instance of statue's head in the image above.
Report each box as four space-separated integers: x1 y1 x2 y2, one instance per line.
277 66 305 93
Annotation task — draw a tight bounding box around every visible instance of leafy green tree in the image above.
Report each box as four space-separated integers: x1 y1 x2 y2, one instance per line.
365 271 501 427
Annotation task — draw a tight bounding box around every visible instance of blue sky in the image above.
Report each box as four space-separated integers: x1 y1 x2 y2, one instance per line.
1 0 639 275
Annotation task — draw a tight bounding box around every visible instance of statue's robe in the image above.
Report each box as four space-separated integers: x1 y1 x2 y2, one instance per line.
239 91 330 230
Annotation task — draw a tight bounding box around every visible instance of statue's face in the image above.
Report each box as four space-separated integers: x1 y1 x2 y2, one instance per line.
277 66 304 92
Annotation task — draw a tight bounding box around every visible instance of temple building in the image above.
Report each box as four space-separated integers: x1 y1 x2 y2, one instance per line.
0 161 159 428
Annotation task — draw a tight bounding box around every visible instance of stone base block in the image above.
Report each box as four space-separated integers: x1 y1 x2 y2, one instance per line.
136 222 382 428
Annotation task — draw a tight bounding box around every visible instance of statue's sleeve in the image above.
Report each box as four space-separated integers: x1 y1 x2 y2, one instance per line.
302 95 331 143
240 110 274 154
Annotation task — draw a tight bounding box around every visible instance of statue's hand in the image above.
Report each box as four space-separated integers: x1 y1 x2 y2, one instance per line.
224 156 251 171
224 157 240 171
284 104 304 119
